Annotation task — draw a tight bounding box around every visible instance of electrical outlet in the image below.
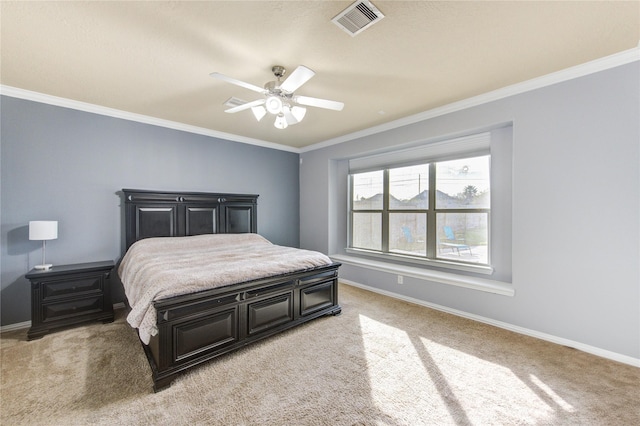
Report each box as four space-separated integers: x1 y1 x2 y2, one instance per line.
397 275 403 284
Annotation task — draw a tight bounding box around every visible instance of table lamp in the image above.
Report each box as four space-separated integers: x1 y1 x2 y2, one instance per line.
29 221 58 270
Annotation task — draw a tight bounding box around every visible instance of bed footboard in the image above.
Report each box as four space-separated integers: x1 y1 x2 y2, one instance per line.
141 263 341 392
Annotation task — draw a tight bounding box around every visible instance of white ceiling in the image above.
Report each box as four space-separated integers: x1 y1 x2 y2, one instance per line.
1 1 639 150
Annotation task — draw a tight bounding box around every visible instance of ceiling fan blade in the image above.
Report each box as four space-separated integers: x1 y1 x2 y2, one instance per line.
224 99 265 113
279 65 315 93
210 72 266 94
295 95 344 111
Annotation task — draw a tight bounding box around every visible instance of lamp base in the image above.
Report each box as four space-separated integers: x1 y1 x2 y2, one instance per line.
34 264 53 271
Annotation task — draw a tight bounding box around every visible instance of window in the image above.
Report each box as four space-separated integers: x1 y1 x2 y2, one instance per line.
349 136 491 268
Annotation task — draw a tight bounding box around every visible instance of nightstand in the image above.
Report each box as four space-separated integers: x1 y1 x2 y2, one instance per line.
26 260 115 340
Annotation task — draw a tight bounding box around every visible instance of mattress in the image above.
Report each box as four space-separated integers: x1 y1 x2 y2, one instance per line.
118 233 332 344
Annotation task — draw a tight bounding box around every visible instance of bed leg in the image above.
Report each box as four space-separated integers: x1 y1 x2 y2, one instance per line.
153 376 173 393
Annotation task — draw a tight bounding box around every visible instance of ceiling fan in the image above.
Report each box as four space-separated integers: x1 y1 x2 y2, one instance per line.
210 65 344 129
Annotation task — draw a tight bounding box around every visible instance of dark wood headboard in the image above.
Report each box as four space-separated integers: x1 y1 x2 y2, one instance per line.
123 189 258 250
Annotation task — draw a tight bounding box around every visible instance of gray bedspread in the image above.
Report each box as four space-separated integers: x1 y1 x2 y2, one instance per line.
118 233 332 344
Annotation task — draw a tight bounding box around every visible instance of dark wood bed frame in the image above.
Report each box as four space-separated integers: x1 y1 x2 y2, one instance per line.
121 189 341 392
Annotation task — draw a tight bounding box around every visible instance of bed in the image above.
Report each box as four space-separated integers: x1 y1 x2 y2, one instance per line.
118 189 341 392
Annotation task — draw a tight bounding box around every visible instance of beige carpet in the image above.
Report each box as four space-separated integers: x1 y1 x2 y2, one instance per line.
2 283 639 425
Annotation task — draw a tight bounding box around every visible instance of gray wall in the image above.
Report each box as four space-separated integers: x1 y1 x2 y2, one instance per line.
1 96 300 325
300 62 639 360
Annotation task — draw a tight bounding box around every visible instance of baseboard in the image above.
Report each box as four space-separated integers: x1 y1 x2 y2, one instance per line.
339 279 640 368
0 320 32 333
0 302 127 334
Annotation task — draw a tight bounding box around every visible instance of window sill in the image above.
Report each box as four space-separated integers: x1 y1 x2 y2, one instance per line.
331 253 514 296
345 247 494 274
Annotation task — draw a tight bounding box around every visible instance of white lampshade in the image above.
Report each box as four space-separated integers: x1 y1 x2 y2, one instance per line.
251 105 267 121
29 221 58 241
274 114 288 129
282 106 298 125
29 221 58 270
291 106 306 122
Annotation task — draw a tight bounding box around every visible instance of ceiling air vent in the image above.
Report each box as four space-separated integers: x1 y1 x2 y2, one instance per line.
224 97 247 108
332 1 384 37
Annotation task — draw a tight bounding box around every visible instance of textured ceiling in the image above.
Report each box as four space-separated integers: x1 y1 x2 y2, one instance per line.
1 1 639 149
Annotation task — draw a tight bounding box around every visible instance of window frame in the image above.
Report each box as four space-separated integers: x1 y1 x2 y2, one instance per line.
348 150 492 274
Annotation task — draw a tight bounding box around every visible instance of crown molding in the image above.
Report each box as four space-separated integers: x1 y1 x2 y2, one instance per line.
300 43 640 153
2 43 637 155
0 86 300 154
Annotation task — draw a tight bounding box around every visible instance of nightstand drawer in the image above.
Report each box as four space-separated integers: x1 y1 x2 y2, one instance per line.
42 295 104 322
26 260 115 340
42 275 103 300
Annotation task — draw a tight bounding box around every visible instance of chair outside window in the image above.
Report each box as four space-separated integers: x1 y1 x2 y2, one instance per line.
401 226 413 243
440 226 472 255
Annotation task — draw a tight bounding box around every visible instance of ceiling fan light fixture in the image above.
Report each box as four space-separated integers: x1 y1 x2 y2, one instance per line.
265 96 283 114
274 113 288 129
291 106 307 122
282 106 299 125
212 64 343 130
251 105 267 121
